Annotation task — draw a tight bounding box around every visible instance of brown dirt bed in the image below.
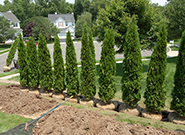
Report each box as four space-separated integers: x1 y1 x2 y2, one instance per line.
0 85 184 135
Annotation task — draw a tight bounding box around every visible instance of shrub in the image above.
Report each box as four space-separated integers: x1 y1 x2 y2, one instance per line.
122 16 142 107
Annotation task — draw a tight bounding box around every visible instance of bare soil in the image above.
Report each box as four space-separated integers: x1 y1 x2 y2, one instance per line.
0 85 184 135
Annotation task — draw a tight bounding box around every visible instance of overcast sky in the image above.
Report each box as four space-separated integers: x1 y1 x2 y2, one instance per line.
0 0 167 7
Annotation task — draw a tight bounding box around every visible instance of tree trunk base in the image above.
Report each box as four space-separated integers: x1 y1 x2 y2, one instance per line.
168 112 185 125
118 103 142 116
142 109 162 121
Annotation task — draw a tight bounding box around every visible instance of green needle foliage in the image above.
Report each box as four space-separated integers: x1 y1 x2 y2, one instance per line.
18 34 28 87
66 31 79 97
99 28 116 103
27 37 38 89
122 16 142 107
144 25 167 113
53 35 65 92
80 23 96 100
171 30 185 117
38 34 53 91
6 38 18 66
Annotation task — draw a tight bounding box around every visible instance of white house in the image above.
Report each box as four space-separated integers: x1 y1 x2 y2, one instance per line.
48 13 75 40
0 11 23 37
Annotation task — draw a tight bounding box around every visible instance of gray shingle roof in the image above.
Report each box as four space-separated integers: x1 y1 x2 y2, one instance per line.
48 14 75 22
0 12 20 22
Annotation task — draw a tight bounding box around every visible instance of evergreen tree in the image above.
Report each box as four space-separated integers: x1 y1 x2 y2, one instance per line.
144 25 167 113
27 37 38 89
171 30 185 117
66 31 79 97
18 34 28 87
99 28 116 103
38 34 53 91
53 35 65 92
81 23 96 100
122 16 142 107
6 38 18 66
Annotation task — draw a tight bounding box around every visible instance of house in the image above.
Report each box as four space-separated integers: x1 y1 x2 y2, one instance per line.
0 11 23 38
48 13 75 40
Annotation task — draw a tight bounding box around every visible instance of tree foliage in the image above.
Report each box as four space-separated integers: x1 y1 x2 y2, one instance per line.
24 22 33 37
53 35 65 92
27 37 38 88
96 0 153 53
66 31 79 97
6 38 18 66
171 30 185 117
99 28 116 103
122 16 142 107
0 16 16 43
144 25 167 113
38 34 53 91
18 34 28 87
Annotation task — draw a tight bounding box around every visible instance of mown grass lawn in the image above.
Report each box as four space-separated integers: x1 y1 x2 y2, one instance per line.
0 44 11 51
170 46 179 51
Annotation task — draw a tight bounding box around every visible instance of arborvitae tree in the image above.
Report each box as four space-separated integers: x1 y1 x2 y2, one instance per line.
122 16 143 107
27 37 38 89
171 30 185 117
99 28 116 103
144 25 167 113
18 34 28 87
80 23 96 100
6 38 18 66
38 34 53 91
53 35 65 92
66 31 79 97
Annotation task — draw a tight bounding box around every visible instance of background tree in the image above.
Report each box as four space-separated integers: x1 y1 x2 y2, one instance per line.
122 16 142 107
66 31 79 97
6 38 18 66
74 0 83 21
53 35 65 92
75 12 92 37
18 34 28 87
144 25 167 113
0 16 16 43
27 37 38 89
96 0 153 53
38 34 53 91
165 0 185 40
171 30 185 117
24 22 33 37
99 28 116 103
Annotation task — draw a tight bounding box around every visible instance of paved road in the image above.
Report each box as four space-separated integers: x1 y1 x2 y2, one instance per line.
0 41 153 73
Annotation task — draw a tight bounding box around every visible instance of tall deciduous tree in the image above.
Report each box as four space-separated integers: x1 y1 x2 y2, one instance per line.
171 30 185 117
122 16 142 107
81 23 96 100
27 37 38 89
99 28 116 103
74 0 83 21
38 34 53 91
144 25 167 113
66 31 79 97
53 35 65 92
18 34 28 87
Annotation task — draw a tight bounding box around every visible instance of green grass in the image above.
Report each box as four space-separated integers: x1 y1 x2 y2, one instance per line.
170 46 179 51
0 82 12 85
0 50 10 55
0 70 19 78
8 75 20 81
0 111 31 133
0 44 11 51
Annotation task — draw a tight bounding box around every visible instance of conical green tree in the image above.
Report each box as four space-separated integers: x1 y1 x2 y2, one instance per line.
38 34 53 91
81 23 96 100
18 34 28 87
122 16 143 107
66 31 79 97
6 38 18 66
99 28 116 103
53 35 65 92
171 30 185 117
144 25 167 113
27 37 38 89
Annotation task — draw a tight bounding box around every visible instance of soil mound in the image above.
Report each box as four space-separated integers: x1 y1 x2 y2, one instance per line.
0 85 184 135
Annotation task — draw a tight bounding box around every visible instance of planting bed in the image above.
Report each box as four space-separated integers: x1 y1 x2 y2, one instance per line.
0 85 184 135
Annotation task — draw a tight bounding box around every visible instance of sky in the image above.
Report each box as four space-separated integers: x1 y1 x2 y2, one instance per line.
0 0 167 6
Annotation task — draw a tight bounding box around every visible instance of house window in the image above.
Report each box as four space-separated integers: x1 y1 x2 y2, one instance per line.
58 22 63 27
14 23 18 27
72 22 75 26
66 22 68 26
